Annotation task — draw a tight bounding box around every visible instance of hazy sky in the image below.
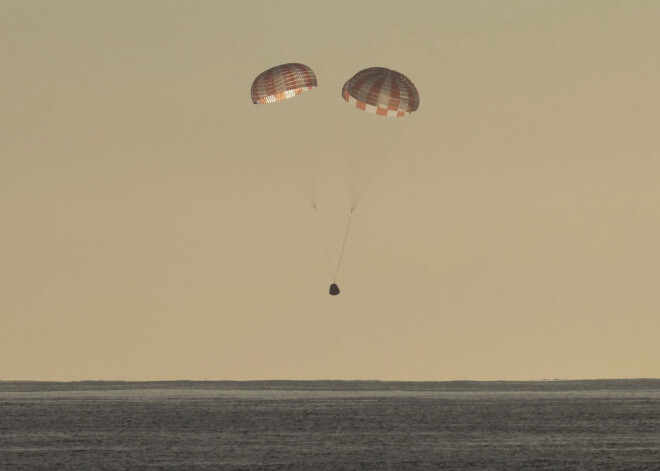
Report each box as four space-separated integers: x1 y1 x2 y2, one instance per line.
2 1 659 381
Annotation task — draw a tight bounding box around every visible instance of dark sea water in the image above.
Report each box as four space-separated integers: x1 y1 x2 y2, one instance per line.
1 380 659 470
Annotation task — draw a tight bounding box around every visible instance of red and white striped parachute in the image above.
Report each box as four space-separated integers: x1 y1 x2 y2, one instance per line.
342 67 419 117
251 63 317 104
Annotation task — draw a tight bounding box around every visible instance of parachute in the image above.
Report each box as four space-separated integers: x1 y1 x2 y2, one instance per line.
342 67 419 117
340 67 420 204
251 63 317 104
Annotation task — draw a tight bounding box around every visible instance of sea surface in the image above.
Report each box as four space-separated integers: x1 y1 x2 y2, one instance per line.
1 380 659 470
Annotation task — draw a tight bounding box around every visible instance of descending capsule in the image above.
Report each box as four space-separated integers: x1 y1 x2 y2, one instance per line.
251 63 317 104
342 67 419 117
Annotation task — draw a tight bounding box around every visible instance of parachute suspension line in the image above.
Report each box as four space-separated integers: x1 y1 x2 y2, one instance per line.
334 206 355 283
313 205 334 281
292 170 316 209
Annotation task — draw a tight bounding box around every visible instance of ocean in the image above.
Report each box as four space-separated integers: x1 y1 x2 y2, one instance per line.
1 380 659 470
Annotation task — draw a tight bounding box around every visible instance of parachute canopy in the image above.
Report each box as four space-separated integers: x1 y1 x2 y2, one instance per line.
251 63 317 104
342 67 419 117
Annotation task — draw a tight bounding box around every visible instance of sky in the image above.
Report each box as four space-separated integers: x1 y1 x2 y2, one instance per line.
2 0 659 381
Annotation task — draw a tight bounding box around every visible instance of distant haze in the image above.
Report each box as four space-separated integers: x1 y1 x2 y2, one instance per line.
1 1 659 380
